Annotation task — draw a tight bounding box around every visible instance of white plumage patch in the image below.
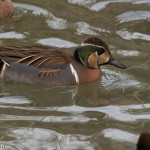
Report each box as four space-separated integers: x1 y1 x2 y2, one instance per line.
69 63 79 85
0 59 9 78
0 64 8 78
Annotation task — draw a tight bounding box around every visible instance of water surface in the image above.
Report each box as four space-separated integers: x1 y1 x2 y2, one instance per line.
0 0 150 150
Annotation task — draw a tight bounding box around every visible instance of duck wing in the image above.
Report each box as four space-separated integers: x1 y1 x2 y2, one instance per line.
0 46 77 84
0 45 65 63
16 50 71 79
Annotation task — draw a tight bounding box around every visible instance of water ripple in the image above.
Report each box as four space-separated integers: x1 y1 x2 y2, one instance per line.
68 0 96 6
37 37 78 48
0 32 27 39
57 104 150 122
0 96 31 105
14 3 68 30
5 127 93 150
69 0 150 11
14 2 110 36
1 104 150 122
101 69 143 89
90 0 150 11
0 1 149 150
75 22 110 35
117 29 150 41
101 128 139 143
90 1 112 11
8 128 63 150
132 0 150 4
0 114 96 123
114 50 140 56
117 11 150 23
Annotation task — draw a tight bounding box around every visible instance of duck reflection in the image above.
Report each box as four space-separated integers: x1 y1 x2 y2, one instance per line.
0 79 109 108
74 82 109 106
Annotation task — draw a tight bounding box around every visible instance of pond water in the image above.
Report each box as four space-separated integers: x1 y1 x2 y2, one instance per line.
0 0 150 150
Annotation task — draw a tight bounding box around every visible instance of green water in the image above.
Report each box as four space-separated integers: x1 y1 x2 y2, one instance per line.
0 0 150 149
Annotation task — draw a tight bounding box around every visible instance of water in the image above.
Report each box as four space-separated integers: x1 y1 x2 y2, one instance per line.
0 0 150 149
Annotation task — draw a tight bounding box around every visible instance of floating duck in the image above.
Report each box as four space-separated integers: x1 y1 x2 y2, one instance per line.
129 132 150 150
0 0 14 19
0 37 126 85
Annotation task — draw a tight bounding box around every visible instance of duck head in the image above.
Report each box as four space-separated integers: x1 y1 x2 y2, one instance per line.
74 37 126 69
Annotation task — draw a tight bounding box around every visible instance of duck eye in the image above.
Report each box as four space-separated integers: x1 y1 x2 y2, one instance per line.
97 48 105 55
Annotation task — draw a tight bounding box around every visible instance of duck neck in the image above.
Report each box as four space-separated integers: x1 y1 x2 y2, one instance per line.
71 60 102 84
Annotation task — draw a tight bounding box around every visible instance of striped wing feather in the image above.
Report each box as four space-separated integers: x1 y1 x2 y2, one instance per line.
0 45 72 79
0 45 66 62
16 50 70 78
17 53 70 68
38 69 62 78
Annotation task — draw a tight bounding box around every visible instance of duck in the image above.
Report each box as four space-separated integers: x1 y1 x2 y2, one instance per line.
0 36 126 85
128 132 150 150
0 0 14 19
137 132 150 150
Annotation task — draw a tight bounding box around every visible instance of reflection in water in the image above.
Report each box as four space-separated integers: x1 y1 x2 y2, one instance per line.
68 0 96 6
37 37 78 48
101 68 143 89
90 1 112 11
0 80 149 123
102 129 138 143
2 103 150 122
8 128 64 150
0 81 109 107
14 3 68 30
116 30 150 41
0 96 30 104
13 2 109 41
2 127 94 150
90 0 150 11
117 11 150 23
0 114 96 123
133 0 150 4
69 0 150 11
68 0 109 11
115 50 140 57
75 22 110 35
54 104 150 122
0 32 27 39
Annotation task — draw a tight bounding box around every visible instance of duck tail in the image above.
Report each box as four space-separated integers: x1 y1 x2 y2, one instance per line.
0 58 9 78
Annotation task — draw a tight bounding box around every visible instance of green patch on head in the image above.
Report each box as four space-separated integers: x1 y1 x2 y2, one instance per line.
77 45 100 65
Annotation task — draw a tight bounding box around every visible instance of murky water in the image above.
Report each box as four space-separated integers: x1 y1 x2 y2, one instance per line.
0 0 150 150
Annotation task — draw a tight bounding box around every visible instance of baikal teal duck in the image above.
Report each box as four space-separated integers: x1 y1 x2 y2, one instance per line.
0 0 14 19
0 37 126 85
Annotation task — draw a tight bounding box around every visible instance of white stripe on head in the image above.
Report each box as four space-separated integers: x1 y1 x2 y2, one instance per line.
69 63 79 85
81 43 105 49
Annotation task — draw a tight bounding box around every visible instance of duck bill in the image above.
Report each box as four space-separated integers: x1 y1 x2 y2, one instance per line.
108 56 126 69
